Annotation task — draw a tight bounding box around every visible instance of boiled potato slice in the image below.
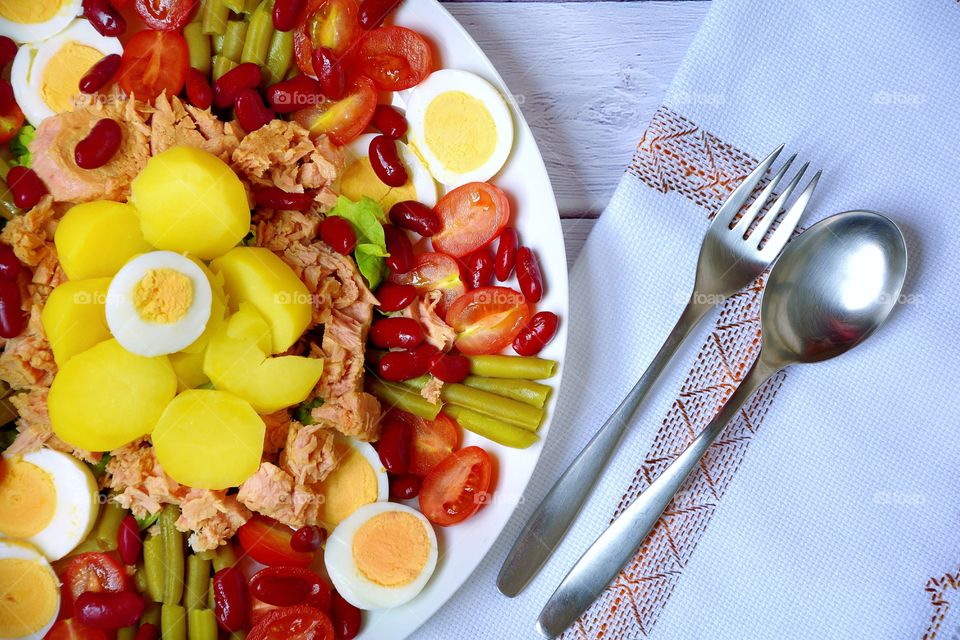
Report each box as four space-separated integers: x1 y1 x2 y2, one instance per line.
55 201 153 279
169 350 210 391
49 339 177 452
180 260 228 355
41 278 112 366
152 389 265 489
210 247 312 353
130 147 250 260
203 305 324 413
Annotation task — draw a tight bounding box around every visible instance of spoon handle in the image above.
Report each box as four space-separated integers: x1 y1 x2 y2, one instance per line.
535 355 780 639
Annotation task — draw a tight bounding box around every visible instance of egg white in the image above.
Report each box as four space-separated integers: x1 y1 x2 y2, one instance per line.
0 0 81 43
325 502 438 610
11 19 122 126
345 133 438 208
0 539 61 639
323 437 390 504
106 251 214 357
405 69 514 187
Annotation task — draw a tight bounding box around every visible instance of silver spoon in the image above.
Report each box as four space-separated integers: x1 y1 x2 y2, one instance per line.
536 210 908 638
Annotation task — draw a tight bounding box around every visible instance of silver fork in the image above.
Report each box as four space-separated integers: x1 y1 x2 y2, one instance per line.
498 145 821 601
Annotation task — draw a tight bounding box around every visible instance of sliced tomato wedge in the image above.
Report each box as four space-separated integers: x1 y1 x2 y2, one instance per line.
292 75 376 145
118 29 189 102
388 253 466 318
134 0 199 30
419 446 493 526
347 26 433 91
61 552 128 609
388 409 459 476
45 619 111 640
248 605 334 640
294 0 360 76
431 183 511 258
237 516 315 567
445 286 531 355
0 101 24 145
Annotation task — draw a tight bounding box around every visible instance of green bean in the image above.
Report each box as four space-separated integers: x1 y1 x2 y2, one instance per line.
191 0 205 22
188 608 218 640
222 20 249 62
134 563 150 594
212 543 237 571
212 55 238 81
184 22 212 76
229 632 248 640
143 534 165 602
468 355 558 380
141 601 162 627
241 0 275 66
207 577 215 610
263 29 293 86
67 536 102 557
443 405 539 449
197 550 216 562
222 0 245 12
403 378 544 431
0 156 11 180
160 505 185 605
95 502 127 551
184 554 211 610
212 32 225 55
366 378 441 420
242 0 260 13
462 376 552 408
117 626 136 640
0 182 18 220
201 0 229 35
162 604 188 640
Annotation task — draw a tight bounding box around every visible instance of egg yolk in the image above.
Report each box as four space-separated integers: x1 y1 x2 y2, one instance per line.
352 511 429 587
41 41 105 114
0 557 59 638
423 91 498 174
0 0 62 24
340 157 418 212
316 443 379 528
134 268 194 323
0 458 57 539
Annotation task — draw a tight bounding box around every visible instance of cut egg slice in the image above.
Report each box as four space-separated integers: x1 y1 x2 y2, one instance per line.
0 540 61 640
325 502 438 610
0 0 81 44
405 69 514 187
313 437 389 531
11 19 122 126
339 133 438 211
106 251 213 357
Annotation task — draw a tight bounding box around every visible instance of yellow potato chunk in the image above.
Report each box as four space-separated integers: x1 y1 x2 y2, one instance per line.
49 339 177 452
41 278 112 366
152 389 265 489
180 259 228 355
55 201 153 279
130 147 250 260
210 247 312 353
204 305 324 413
169 350 210 391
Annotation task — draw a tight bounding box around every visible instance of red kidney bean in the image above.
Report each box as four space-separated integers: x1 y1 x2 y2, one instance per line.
266 74 323 114
515 246 543 302
234 89 274 132
464 249 493 290
213 62 262 109
371 104 408 139
117 515 142 565
79 54 122 94
6 166 48 210
254 187 315 211
375 283 416 312
377 418 411 474
0 281 23 339
0 36 17 70
429 353 470 383
185 67 213 110
378 349 428 382
389 473 422 500
312 47 345 100
273 0 306 31
213 567 249 632
0 246 22 282
383 225 413 273
388 201 439 237
331 590 362 640
75 591 145 629
320 216 357 254
370 317 423 349
368 135 408 188
513 311 558 356
495 227 518 281
358 0 401 29
75 119 123 170
82 0 127 37
413 343 441 371
135 623 159 640
290 525 327 553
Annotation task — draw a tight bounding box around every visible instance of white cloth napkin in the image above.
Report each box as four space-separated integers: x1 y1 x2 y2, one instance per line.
420 1 960 638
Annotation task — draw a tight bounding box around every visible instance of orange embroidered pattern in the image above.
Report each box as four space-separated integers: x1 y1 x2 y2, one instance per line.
923 570 960 639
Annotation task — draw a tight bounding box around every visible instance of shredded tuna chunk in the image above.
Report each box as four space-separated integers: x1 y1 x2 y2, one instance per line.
401 290 455 352
317 311 366 399
0 306 56 391
237 463 322 528
176 488 251 552
311 391 381 442
421 377 444 405
254 209 321 254
106 440 186 518
150 95 242 161
0 197 66 306
261 410 293 456
279 421 337 485
4 388 97 462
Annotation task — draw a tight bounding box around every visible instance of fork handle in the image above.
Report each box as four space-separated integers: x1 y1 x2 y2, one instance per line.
496 298 711 598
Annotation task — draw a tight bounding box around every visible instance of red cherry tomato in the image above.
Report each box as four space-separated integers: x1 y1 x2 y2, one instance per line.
237 516 314 566
388 410 458 476
294 0 360 75
445 286 532 355
134 0 199 30
0 246 22 281
494 227 518 281
82 0 126 37
429 353 470 383
292 76 376 145
248 605 334 640
388 253 465 317
377 349 428 382
330 592 361 640
419 446 493 526
374 283 416 312
235 89 275 132
273 0 307 31
0 97 24 146
0 36 17 69
389 473 422 500
319 216 357 254
377 417 412 474
249 566 331 611
266 74 324 113
213 566 249 632
0 280 23 339
388 201 439 237
369 317 423 349
432 182 511 258
184 67 213 109
515 247 543 302
290 525 327 553
79 54 122 94
368 135 408 187
75 119 122 170
117 515 142 565
357 0 399 29
513 311 558 356
311 47 346 100
62 552 128 606
45 619 110 640
76 591 145 629
347 26 433 91
118 30 189 102
371 104 407 139
463 248 494 290
6 166 47 210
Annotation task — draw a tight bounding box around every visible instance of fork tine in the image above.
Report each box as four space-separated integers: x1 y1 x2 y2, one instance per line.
760 170 822 258
747 161 808 241
712 143 784 227
733 154 796 233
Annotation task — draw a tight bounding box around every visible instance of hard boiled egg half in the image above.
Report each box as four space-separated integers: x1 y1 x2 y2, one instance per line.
339 133 438 211
325 502 438 610
0 448 99 560
0 0 80 43
11 19 122 125
406 69 514 187
0 540 60 640
312 437 389 531
106 251 213 357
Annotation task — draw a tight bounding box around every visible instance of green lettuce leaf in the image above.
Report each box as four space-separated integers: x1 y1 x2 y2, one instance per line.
329 196 389 290
10 125 35 167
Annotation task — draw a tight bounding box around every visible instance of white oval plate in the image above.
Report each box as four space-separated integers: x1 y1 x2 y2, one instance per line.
357 1 569 638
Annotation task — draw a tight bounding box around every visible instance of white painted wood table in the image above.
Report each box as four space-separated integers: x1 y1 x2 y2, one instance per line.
440 0 712 265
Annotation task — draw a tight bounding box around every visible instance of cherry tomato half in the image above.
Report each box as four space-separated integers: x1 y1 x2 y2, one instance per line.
0 97 24 145
134 0 199 31
237 516 314 567
431 182 511 258
118 29 189 102
388 253 466 318
388 409 459 476
347 26 433 91
61 552 128 607
293 0 360 76
45 618 110 640
445 286 532 355
292 76 377 145
419 446 493 526
248 605 334 640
